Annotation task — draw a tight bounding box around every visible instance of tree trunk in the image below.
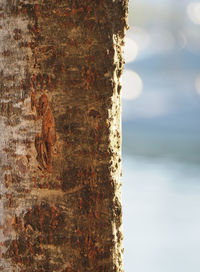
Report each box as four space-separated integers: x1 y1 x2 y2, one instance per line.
0 1 128 271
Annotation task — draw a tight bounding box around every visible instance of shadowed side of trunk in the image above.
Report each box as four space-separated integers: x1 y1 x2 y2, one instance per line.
0 1 128 271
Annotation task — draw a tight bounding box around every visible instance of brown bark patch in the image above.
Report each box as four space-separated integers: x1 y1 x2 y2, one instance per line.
31 91 56 173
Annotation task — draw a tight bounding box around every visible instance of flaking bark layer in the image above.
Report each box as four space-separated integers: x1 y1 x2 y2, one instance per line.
0 1 128 271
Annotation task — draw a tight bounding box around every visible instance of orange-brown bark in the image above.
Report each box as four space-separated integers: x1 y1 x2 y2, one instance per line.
0 1 128 271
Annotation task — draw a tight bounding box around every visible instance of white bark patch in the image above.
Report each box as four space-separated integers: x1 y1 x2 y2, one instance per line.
0 9 32 271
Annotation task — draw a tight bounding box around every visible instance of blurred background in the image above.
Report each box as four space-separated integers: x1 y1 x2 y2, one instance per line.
122 0 200 271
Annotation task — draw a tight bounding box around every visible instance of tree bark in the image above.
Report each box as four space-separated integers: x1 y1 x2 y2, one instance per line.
0 1 128 271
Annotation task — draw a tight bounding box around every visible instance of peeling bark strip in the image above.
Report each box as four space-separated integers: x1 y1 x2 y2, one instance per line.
0 1 128 271
31 90 56 172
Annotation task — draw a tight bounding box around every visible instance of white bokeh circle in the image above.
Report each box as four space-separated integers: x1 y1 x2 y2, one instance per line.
122 70 143 100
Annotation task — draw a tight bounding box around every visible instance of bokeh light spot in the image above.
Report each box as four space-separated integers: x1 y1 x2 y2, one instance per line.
195 75 200 95
122 70 143 100
187 2 200 24
124 37 138 63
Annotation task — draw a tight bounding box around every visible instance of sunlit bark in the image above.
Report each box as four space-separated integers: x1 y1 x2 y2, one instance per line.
0 1 128 271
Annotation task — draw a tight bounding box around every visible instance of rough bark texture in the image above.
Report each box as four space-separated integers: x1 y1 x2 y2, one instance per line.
0 1 128 271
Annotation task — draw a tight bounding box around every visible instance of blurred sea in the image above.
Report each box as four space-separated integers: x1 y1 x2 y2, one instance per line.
122 0 200 271
122 155 200 272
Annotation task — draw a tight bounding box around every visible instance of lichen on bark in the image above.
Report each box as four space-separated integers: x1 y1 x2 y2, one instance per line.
0 0 128 271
